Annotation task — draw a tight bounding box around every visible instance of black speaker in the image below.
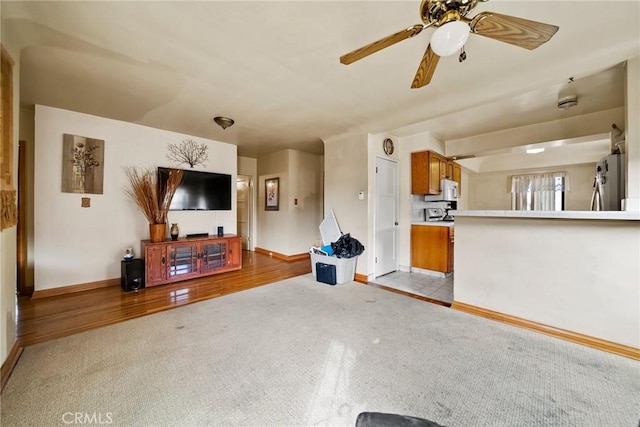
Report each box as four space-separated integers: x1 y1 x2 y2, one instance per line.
217 226 224 237
121 259 145 291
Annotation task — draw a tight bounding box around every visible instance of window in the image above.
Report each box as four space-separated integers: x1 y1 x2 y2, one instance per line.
511 172 569 211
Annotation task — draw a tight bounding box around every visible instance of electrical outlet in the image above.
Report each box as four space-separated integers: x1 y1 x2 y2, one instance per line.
81 197 90 207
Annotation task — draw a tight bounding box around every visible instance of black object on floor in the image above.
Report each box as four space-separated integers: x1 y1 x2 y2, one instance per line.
355 412 445 427
316 262 337 285
121 259 145 292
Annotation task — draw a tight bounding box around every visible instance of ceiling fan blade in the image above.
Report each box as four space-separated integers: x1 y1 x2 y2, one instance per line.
411 44 440 89
470 12 559 50
340 24 425 65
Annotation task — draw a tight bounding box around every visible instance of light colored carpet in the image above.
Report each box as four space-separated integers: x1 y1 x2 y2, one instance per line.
2 274 638 426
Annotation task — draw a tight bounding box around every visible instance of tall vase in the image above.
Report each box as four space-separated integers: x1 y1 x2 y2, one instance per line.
170 223 179 240
149 223 166 243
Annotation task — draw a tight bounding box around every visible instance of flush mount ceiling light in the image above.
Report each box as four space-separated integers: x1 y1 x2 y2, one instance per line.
557 95 578 110
213 116 234 130
526 148 545 154
430 20 470 57
557 77 578 110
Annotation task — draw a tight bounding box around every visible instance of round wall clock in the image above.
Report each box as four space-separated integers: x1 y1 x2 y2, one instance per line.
383 138 394 155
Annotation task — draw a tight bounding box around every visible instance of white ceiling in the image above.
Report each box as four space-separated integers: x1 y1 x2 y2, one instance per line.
2 1 639 159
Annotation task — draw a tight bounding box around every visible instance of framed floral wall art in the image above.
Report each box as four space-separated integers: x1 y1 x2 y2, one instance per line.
61 134 105 194
265 177 279 211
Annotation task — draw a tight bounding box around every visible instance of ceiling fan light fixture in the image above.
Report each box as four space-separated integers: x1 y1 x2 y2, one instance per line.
213 116 235 129
430 21 470 57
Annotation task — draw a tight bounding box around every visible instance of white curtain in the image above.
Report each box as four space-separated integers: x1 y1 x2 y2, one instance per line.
511 172 570 211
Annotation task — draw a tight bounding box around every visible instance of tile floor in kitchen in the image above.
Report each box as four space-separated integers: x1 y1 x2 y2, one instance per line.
371 270 453 304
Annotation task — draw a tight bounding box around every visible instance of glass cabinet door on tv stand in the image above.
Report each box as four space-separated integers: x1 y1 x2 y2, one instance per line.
168 243 199 280
200 241 227 273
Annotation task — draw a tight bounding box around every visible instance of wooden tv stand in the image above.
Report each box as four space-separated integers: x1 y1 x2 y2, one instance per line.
141 234 242 287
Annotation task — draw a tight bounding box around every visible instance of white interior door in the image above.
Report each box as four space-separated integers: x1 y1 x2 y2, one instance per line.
375 157 398 277
236 175 252 250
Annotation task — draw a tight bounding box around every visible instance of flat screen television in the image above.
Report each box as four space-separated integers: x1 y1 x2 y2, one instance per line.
158 167 232 211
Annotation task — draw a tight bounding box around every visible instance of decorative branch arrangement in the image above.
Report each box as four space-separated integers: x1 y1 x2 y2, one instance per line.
70 141 101 192
61 134 104 194
166 139 209 168
124 167 183 225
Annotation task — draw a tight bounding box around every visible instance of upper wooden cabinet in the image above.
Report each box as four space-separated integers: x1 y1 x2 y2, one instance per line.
413 151 443 195
411 150 462 195
452 162 462 196
411 151 428 194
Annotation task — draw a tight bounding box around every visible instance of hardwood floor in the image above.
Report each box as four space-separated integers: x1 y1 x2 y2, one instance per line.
16 251 311 347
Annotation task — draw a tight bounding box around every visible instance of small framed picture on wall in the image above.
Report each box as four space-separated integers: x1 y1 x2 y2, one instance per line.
265 177 279 211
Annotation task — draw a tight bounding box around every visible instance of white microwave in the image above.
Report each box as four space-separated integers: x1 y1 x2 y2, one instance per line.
424 179 458 202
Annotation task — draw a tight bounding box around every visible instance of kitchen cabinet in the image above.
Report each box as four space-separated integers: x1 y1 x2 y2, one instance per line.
141 235 242 287
412 150 446 195
411 224 454 273
445 161 454 181
411 150 461 196
144 244 167 285
452 162 462 196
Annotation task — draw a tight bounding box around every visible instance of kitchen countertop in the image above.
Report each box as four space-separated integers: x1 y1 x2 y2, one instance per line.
450 210 640 221
412 221 454 227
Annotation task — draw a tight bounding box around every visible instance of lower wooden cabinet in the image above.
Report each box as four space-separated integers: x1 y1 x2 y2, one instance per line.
141 234 242 287
411 225 454 274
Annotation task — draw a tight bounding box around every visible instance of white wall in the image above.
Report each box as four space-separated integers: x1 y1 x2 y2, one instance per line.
257 150 290 255
34 105 237 291
466 163 596 211
289 150 324 253
454 216 640 348
323 133 369 276
256 149 323 256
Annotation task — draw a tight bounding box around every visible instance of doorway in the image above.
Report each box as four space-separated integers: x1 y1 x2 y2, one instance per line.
375 157 398 277
17 140 32 296
236 175 253 251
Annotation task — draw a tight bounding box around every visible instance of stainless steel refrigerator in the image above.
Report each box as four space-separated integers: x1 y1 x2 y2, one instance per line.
591 153 626 211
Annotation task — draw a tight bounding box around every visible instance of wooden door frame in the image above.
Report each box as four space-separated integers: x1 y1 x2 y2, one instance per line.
374 156 399 277
237 174 254 251
17 140 31 296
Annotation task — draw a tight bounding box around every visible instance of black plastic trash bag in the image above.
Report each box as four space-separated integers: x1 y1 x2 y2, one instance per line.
331 233 365 259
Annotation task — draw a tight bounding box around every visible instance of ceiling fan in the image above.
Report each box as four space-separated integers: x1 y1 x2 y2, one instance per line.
340 0 559 89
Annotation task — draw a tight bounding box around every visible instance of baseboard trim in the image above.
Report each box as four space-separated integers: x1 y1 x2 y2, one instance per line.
451 301 640 361
354 273 368 284
32 278 120 299
367 282 451 307
254 247 310 262
1 341 23 391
